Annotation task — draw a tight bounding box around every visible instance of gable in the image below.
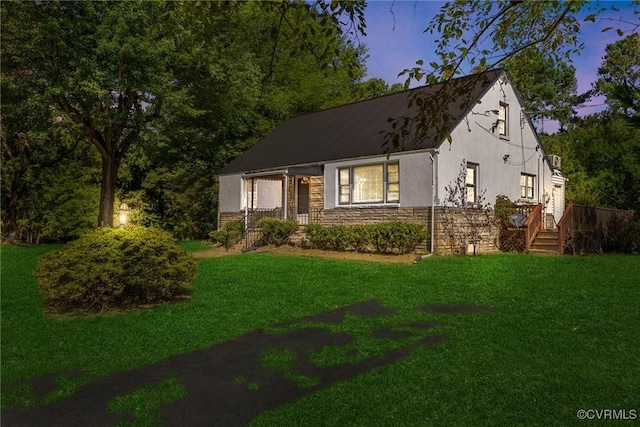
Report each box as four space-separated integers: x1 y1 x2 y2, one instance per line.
218 69 504 175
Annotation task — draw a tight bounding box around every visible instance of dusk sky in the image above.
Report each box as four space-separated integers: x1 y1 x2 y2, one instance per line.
359 1 638 127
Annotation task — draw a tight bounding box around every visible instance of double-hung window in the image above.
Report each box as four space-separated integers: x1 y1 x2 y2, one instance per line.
466 162 478 204
498 102 508 138
338 162 399 205
520 173 535 200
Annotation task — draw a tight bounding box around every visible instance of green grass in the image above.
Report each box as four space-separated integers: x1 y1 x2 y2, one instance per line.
177 240 211 252
2 245 639 425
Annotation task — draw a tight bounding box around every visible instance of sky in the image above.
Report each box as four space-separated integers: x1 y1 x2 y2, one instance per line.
359 0 637 125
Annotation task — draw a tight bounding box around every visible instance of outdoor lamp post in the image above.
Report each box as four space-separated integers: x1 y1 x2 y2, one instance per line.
118 203 130 228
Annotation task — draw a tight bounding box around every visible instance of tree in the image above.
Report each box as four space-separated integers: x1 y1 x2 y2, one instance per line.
541 112 640 212
503 47 584 130
0 10 87 243
116 1 369 237
1 0 368 231
595 33 640 125
387 0 640 148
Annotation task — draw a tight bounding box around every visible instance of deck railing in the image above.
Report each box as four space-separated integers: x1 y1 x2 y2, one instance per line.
556 204 574 255
524 203 543 252
557 204 635 254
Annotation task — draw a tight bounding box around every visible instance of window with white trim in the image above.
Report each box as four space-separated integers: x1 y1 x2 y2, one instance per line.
466 162 478 204
498 102 508 137
338 162 399 205
244 179 258 209
520 173 535 200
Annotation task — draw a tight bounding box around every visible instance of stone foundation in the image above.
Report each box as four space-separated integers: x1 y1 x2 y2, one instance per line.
218 205 501 255
218 211 244 230
432 207 499 255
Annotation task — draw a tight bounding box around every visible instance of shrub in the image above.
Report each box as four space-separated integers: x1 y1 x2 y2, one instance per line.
304 222 427 254
209 220 244 250
603 214 638 253
387 222 429 254
36 226 197 313
304 224 330 250
257 217 298 246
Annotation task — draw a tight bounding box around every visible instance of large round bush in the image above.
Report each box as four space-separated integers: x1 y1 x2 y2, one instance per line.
36 226 197 312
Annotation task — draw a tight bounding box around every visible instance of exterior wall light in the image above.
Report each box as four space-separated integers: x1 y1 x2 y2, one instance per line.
118 203 130 228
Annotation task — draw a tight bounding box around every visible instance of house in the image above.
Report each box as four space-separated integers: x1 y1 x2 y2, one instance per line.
216 69 565 253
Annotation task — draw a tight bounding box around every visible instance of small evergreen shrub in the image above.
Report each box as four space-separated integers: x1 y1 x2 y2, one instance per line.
386 222 428 254
304 222 427 254
36 226 196 313
257 217 298 246
209 220 244 250
304 224 330 250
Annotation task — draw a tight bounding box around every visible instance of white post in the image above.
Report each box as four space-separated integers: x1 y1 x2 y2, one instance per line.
429 151 438 253
243 177 248 231
283 173 289 221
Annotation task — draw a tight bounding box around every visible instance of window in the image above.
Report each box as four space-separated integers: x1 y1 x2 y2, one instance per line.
498 102 508 137
244 179 258 209
338 162 399 205
520 173 535 199
466 163 478 204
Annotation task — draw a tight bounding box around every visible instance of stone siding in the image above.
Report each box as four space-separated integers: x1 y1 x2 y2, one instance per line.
432 207 499 255
218 211 244 230
309 176 324 210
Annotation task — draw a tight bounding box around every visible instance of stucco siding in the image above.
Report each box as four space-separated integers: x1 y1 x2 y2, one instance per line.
218 174 243 212
436 76 551 209
256 180 282 209
324 151 433 209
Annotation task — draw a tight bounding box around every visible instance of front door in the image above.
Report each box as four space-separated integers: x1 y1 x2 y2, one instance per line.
297 178 309 215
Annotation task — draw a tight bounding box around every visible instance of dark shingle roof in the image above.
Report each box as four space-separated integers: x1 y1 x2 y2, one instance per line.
219 69 503 175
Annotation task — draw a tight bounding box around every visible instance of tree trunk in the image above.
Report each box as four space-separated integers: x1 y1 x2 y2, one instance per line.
98 155 121 228
4 192 21 244
4 168 27 244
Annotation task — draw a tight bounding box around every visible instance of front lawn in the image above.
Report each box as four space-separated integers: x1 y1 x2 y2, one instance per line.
1 245 639 425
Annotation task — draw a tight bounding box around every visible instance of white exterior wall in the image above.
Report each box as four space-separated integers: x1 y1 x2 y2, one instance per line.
324 151 433 209
218 175 283 211
218 173 243 212
436 76 555 212
256 179 282 209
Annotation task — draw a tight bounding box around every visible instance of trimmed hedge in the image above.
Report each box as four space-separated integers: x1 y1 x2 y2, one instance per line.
209 220 244 250
304 222 427 254
36 226 196 313
257 217 298 246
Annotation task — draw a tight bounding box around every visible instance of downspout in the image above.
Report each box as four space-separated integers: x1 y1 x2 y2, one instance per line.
428 151 438 253
214 175 221 230
539 155 544 229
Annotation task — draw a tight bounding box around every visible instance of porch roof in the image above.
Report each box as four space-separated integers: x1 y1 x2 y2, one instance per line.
219 69 503 175
242 164 323 180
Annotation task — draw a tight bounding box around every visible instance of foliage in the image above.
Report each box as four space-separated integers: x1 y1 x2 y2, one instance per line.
1 0 368 233
209 220 245 251
440 162 494 255
603 214 639 253
35 226 196 313
566 213 639 254
595 33 640 126
541 112 640 213
493 195 528 252
304 222 427 254
503 47 584 130
387 1 639 146
257 218 298 246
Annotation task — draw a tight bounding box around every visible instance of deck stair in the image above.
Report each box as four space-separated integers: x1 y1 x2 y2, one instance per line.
529 230 559 254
